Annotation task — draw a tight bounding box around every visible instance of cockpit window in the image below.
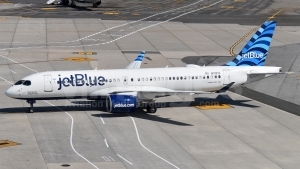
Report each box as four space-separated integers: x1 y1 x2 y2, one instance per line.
14 80 25 85
23 80 31 86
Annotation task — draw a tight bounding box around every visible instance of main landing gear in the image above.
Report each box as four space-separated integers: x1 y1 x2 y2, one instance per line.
146 102 157 113
27 100 36 113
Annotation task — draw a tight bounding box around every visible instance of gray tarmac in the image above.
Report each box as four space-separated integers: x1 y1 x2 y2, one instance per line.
1 0 300 169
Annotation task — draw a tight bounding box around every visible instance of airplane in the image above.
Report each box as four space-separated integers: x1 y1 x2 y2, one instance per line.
5 21 289 113
47 0 101 8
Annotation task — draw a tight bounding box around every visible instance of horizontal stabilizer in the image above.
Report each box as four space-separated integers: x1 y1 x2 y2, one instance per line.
247 72 294 75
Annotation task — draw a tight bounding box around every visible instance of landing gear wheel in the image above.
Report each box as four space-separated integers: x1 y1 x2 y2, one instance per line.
96 0 101 6
27 100 36 113
62 0 69 6
71 2 76 7
147 102 157 113
147 106 157 113
28 107 33 113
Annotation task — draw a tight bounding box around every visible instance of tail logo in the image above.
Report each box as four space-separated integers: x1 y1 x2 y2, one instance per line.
242 52 264 60
223 21 276 66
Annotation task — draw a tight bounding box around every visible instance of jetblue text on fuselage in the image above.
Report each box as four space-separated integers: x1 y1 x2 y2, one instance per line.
57 74 106 90
242 52 264 60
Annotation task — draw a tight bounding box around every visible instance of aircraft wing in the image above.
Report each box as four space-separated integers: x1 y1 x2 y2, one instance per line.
125 51 145 69
89 83 235 100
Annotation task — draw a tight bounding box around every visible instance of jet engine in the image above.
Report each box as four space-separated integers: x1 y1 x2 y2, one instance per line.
106 95 137 113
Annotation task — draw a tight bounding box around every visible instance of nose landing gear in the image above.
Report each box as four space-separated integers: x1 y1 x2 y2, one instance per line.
27 100 36 113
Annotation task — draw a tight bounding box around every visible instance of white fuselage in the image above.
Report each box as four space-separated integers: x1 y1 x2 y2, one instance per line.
5 66 281 100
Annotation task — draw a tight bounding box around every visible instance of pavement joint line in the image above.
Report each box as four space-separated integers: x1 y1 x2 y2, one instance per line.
0 0 206 47
229 8 285 56
127 113 180 168
198 104 283 168
117 154 133 165
0 54 99 169
1 0 223 51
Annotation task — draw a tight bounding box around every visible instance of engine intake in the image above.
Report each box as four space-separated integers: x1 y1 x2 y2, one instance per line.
106 95 137 113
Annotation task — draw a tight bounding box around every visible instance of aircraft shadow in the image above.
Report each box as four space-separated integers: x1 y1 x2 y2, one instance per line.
0 95 257 126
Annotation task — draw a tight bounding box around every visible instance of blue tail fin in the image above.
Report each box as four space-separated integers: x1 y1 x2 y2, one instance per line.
223 21 277 66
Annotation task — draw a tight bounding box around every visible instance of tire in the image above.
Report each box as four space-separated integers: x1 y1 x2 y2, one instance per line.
147 107 157 113
62 0 69 6
28 107 33 113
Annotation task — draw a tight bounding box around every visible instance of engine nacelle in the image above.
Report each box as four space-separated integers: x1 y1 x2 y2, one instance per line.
106 95 137 113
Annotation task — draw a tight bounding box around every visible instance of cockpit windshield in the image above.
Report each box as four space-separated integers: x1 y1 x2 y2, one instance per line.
14 80 31 86
23 80 31 86
14 80 25 85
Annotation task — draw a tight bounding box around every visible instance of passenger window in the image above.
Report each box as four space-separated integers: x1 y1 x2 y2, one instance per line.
23 80 31 86
215 76 217 79
184 76 187 80
146 78 148 81
109 79 112 82
131 78 133 82
173 77 175 80
195 76 198 79
180 76 183 80
177 77 179 80
14 80 25 85
158 77 160 81
154 77 156 81
142 78 144 81
192 76 194 79
113 79 116 82
188 76 190 80
117 79 120 82
150 77 152 81
207 76 209 79
138 78 140 81
199 76 202 79
219 75 221 78
203 76 205 79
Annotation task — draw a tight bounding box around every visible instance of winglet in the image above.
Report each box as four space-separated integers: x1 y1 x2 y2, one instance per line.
125 51 145 69
134 51 145 61
215 82 235 93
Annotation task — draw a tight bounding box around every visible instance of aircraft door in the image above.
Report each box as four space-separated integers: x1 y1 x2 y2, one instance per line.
123 76 128 85
44 75 53 92
223 70 230 85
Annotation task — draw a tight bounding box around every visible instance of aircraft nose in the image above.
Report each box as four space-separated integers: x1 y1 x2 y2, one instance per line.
5 86 18 98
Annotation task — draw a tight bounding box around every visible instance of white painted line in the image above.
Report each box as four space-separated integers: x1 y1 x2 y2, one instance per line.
3 0 223 51
100 116 105 124
0 0 206 47
0 76 13 85
128 114 180 169
117 154 133 165
9 69 17 74
44 101 100 169
0 55 99 169
104 139 109 147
